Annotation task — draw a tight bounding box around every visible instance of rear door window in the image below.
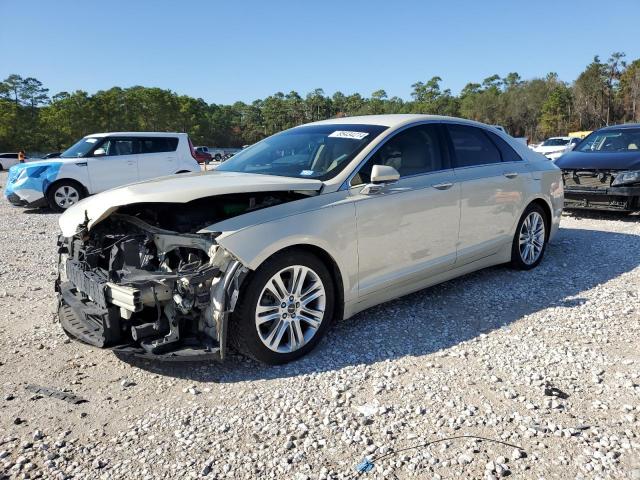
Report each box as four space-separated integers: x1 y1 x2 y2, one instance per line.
140 137 179 154
485 131 523 162
446 124 502 167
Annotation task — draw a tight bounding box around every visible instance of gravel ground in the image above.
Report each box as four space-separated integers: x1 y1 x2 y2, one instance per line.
0 169 639 479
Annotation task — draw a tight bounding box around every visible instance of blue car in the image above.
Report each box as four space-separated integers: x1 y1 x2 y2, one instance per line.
556 124 640 212
4 132 200 212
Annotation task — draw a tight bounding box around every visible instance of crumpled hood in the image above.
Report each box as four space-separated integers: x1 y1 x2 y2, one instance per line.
556 150 640 170
58 170 323 237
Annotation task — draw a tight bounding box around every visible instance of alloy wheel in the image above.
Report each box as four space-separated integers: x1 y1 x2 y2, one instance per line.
54 185 80 209
255 265 326 353
518 211 545 265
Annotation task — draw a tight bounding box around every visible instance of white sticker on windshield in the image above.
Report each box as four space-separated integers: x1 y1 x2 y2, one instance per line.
300 170 314 176
86 138 98 143
328 130 369 140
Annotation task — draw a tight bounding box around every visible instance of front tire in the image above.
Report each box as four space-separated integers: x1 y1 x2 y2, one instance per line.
230 250 335 364
510 203 548 270
46 180 85 212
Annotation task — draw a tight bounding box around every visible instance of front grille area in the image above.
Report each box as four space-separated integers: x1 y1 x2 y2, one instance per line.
562 170 618 190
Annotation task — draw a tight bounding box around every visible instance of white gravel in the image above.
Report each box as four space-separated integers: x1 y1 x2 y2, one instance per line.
1 169 639 479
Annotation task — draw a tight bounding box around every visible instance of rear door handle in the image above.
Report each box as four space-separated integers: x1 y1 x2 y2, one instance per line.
503 172 518 179
432 182 454 190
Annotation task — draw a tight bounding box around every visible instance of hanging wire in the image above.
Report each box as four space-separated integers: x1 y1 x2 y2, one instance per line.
352 434 525 479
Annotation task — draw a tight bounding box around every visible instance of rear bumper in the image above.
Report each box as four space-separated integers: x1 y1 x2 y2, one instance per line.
564 186 640 211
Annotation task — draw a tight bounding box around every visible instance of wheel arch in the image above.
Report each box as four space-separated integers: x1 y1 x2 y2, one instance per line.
230 241 347 322
45 177 89 198
527 197 553 239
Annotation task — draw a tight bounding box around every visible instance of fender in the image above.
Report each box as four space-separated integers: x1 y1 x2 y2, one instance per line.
212 194 359 303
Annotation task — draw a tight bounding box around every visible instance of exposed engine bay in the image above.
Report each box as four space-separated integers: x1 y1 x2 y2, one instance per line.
55 191 307 359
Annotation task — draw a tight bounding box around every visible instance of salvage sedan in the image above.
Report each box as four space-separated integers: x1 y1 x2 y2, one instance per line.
56 115 563 364
556 124 640 211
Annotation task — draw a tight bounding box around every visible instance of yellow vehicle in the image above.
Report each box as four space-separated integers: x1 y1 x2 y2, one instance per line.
568 131 592 139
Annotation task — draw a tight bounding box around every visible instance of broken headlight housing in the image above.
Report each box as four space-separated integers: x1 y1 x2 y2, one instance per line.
612 170 640 186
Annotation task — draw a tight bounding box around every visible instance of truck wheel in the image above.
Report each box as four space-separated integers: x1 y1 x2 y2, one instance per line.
230 250 335 364
47 180 85 212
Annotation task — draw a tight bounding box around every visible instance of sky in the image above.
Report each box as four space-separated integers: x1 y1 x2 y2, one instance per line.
1 0 639 105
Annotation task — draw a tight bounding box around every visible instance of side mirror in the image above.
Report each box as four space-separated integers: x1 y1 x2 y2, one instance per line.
371 164 400 183
93 147 106 157
361 165 400 195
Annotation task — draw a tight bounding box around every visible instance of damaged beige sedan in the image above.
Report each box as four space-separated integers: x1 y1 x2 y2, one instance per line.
56 115 564 364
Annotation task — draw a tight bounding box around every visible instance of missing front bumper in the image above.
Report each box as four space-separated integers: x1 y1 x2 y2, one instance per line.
58 282 121 348
55 214 249 361
56 256 247 361
58 282 223 360
564 187 640 211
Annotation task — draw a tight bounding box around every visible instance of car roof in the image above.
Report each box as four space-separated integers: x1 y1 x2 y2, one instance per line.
84 132 187 138
598 123 640 131
307 114 493 129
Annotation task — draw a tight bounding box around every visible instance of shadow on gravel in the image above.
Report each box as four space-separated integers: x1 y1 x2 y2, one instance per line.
119 226 639 383
23 207 56 215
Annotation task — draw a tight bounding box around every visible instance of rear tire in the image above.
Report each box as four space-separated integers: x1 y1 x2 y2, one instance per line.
230 250 335 364
510 203 549 270
46 180 85 212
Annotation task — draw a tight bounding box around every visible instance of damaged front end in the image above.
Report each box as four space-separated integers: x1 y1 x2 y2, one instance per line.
55 212 248 360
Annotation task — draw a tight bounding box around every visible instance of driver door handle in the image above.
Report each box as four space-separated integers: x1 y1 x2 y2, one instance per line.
503 172 518 179
432 182 454 190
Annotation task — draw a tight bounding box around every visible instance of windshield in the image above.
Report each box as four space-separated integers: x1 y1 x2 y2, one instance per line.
60 137 101 158
577 128 640 153
216 124 388 180
542 138 570 147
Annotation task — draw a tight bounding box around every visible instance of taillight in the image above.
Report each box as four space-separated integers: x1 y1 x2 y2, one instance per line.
188 137 198 160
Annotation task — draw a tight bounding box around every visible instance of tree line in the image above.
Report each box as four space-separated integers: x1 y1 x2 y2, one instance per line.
1 52 639 153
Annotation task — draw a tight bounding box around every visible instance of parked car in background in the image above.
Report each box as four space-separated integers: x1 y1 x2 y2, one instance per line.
556 124 640 211
4 132 201 211
194 146 213 164
207 147 243 161
222 151 239 161
55 114 562 364
531 136 581 161
0 153 21 170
